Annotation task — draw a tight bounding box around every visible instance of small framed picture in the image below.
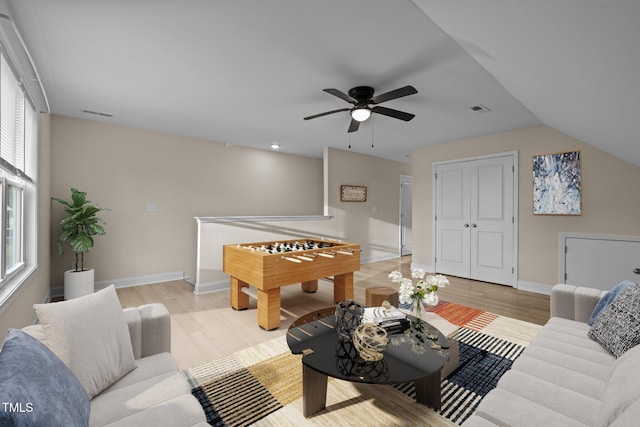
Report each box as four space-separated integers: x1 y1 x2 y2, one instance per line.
340 185 367 202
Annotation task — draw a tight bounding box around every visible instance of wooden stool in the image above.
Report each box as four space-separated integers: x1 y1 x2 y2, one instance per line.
365 286 399 307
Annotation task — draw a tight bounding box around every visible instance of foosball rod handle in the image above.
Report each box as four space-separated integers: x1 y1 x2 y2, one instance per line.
337 250 354 256
317 252 334 258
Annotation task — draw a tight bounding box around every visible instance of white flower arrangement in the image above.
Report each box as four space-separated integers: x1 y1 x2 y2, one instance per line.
388 268 449 307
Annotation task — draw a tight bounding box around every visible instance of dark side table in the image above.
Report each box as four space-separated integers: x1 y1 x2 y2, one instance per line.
286 306 449 417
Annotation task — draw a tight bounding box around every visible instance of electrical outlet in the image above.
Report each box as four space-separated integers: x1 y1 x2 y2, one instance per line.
147 203 158 213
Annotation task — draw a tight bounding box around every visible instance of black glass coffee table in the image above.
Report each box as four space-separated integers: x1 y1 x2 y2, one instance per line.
286 306 449 417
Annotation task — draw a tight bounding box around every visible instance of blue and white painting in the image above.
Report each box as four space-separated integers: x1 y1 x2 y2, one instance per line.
533 151 581 215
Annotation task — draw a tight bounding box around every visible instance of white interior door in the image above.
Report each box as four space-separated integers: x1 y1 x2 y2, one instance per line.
400 176 413 256
470 156 514 285
435 162 471 278
435 155 516 286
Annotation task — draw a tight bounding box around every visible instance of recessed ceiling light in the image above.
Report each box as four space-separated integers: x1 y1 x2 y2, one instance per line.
270 143 280 150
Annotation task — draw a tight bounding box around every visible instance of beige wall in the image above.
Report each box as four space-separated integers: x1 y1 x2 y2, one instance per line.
412 125 640 291
2 114 411 329
49 115 324 288
0 114 51 332
326 147 411 262
194 147 412 291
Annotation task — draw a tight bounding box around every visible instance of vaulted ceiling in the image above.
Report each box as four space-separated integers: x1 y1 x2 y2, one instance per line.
5 0 640 165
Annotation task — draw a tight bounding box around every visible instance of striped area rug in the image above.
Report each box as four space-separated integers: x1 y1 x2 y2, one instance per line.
185 353 297 426
184 302 542 426
393 328 525 424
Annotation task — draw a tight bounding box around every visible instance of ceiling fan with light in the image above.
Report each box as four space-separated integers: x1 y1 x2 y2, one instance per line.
304 85 417 133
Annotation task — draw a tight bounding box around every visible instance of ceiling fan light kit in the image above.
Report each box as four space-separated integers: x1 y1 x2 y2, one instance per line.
304 85 417 133
351 107 371 122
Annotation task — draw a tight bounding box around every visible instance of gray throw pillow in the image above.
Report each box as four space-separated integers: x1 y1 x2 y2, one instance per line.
588 280 636 326
0 329 90 427
588 283 640 358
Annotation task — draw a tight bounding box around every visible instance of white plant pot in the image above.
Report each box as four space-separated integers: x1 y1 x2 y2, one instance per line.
64 268 95 300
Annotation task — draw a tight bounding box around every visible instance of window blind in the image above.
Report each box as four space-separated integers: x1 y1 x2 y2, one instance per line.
0 53 26 176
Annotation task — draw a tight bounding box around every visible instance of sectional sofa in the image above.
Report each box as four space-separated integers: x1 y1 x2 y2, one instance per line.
0 285 207 427
463 282 640 426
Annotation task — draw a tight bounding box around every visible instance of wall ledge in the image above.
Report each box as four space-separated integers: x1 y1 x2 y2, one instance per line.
195 215 332 223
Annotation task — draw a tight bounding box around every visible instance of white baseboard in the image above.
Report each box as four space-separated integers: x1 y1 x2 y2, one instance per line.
517 280 553 295
51 271 186 298
408 263 553 296
194 279 230 295
361 252 402 264
96 271 186 290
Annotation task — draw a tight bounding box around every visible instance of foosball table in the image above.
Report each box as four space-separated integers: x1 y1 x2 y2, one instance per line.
223 239 361 330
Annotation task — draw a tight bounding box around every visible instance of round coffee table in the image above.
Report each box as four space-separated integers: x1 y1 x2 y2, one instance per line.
286 306 449 417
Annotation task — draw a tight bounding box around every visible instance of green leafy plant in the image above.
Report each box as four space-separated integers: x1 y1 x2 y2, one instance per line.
52 188 108 272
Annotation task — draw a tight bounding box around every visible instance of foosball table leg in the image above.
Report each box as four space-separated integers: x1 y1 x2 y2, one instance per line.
257 287 281 330
301 280 318 293
230 277 249 310
333 272 354 302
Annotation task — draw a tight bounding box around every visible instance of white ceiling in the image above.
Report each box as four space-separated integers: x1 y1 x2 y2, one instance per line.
5 0 639 165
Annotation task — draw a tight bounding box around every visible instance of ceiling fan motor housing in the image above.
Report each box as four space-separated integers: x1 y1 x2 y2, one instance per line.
348 86 375 102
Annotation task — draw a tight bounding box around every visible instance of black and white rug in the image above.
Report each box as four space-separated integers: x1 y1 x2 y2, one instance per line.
394 327 525 424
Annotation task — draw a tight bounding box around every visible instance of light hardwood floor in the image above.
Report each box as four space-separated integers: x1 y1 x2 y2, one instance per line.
115 256 550 370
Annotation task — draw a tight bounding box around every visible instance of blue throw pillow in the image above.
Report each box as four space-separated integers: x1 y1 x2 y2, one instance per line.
588 280 636 326
0 329 90 427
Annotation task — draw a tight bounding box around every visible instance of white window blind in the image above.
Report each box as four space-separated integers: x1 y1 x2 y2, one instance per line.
24 94 35 177
0 54 26 176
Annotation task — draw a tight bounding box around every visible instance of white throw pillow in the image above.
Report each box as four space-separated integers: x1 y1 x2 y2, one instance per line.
34 285 135 398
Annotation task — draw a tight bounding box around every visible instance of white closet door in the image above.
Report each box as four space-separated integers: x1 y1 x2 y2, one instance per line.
470 156 514 285
435 162 471 278
435 155 515 286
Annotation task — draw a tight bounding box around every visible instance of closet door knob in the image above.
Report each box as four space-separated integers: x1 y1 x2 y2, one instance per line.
464 223 469 228
634 268 640 275
471 224 477 228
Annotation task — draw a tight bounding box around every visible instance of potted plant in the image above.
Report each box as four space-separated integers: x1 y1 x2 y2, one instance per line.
52 188 108 299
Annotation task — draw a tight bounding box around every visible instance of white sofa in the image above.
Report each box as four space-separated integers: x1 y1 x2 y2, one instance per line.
463 283 640 427
22 300 207 427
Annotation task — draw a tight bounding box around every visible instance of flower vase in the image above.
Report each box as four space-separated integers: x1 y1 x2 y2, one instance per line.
411 298 424 321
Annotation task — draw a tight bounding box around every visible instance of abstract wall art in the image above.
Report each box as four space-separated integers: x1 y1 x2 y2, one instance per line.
533 151 581 215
